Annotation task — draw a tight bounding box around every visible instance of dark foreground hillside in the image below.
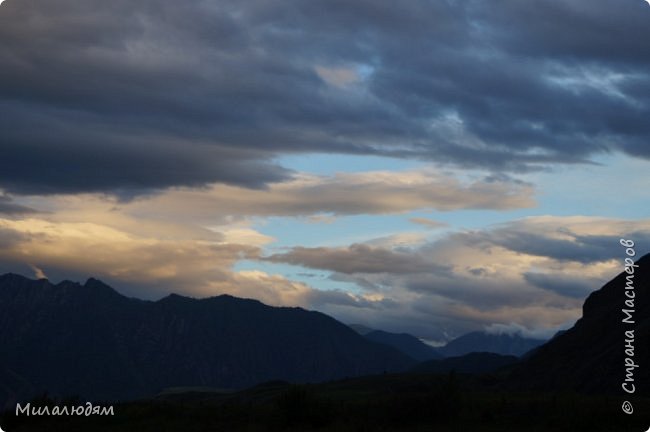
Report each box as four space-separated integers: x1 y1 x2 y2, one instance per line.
2 373 649 432
411 352 518 374
510 253 650 395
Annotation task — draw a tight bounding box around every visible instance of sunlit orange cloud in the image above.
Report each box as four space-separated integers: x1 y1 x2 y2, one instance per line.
0 212 361 309
118 169 536 223
0 217 256 295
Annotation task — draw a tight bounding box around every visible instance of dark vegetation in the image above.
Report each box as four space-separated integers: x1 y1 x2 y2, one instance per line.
2 373 649 432
411 352 519 374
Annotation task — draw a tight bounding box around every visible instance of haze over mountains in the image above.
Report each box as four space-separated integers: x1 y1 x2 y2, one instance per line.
351 325 546 360
0 274 411 407
438 331 545 358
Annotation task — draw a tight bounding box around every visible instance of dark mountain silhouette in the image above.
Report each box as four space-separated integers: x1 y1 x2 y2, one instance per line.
510 253 650 395
363 330 441 361
438 331 546 357
520 329 568 360
411 352 518 374
0 274 413 407
348 323 375 335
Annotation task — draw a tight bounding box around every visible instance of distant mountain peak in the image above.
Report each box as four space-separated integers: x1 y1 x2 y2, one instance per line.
0 272 32 283
77 277 122 299
158 292 192 301
84 277 106 286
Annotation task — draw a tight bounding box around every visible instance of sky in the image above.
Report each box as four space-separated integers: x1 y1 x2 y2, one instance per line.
1 0 649 342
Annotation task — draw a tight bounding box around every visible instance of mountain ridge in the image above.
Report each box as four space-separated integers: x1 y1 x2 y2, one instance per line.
0 273 413 407
509 253 650 395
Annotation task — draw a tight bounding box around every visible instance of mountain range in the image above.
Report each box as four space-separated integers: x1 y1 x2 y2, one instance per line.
350 325 545 359
361 330 442 361
1 253 648 409
437 331 545 358
0 274 412 407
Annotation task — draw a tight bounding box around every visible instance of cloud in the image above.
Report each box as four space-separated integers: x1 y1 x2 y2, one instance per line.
265 216 650 339
1 0 649 195
0 213 388 316
305 214 338 224
409 218 448 229
0 217 259 298
29 264 48 280
266 243 450 275
123 169 535 222
523 272 597 299
483 322 557 340
461 216 650 263
0 227 27 249
1 169 533 232
0 166 533 324
0 213 412 343
315 65 362 88
0 194 39 216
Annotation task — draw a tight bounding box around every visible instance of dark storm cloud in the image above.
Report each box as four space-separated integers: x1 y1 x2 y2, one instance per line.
1 0 649 194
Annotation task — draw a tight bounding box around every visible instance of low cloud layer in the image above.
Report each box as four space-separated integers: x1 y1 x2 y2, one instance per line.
266 243 450 275
1 0 649 195
142 170 535 219
267 216 650 339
